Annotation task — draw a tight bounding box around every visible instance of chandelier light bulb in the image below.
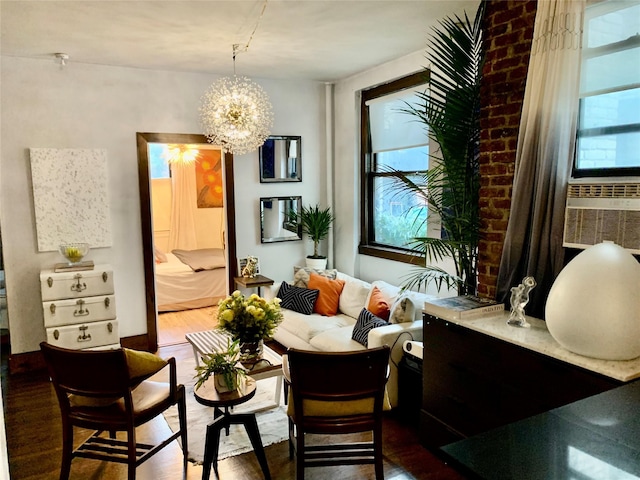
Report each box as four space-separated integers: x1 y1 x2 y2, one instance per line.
200 75 274 155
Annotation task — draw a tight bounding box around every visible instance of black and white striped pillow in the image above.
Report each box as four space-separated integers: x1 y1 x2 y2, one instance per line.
277 282 320 315
352 308 388 347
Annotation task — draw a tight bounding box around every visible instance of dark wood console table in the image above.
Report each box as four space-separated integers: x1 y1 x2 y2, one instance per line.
420 312 640 448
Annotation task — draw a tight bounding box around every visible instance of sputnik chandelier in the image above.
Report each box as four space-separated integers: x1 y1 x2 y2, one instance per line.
200 1 273 155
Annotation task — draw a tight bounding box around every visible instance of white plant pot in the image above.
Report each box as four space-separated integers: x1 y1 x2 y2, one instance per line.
305 257 327 270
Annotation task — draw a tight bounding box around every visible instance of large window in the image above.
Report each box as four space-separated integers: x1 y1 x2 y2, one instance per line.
359 72 431 263
574 0 640 176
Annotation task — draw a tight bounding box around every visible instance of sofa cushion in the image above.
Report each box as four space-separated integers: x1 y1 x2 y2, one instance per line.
310 324 364 352
367 280 401 305
367 286 391 321
307 273 345 316
279 311 354 344
293 266 338 288
277 282 319 315
352 309 389 347
389 294 417 324
337 276 372 318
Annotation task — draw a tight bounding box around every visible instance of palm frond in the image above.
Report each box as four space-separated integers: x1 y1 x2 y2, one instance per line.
388 2 485 295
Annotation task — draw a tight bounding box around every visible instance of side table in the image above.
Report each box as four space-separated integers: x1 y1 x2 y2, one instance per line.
194 376 271 480
234 274 274 296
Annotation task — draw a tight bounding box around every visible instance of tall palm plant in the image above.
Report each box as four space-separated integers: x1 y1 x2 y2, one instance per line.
387 4 485 296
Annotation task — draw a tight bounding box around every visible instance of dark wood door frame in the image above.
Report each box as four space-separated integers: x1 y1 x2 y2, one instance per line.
136 132 237 351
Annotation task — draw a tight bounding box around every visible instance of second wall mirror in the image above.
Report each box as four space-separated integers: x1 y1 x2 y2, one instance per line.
260 196 302 243
259 136 302 182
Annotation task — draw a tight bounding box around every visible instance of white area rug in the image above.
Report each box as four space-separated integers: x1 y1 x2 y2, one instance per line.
162 354 288 464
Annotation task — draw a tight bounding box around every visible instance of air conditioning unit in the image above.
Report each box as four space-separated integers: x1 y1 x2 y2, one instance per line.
563 180 640 254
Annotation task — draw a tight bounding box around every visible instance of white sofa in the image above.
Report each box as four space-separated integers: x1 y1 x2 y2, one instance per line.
263 270 436 408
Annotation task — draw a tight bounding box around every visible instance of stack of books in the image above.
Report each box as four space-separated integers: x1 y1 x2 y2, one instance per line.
423 295 504 321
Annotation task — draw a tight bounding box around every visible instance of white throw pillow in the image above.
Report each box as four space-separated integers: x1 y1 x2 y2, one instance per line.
389 295 416 324
338 278 372 319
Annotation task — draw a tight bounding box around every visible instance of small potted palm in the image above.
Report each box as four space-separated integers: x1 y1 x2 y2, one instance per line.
194 338 247 393
298 204 335 269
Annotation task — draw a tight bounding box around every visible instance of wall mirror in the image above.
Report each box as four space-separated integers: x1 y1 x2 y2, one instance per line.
259 136 302 183
260 196 302 243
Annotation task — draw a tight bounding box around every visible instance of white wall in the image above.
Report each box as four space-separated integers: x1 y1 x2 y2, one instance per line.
0 56 324 354
332 53 455 296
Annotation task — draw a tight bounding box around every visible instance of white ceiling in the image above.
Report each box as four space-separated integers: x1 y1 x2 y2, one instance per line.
0 0 479 82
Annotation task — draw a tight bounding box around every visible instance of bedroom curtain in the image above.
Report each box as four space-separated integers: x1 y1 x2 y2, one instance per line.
496 0 585 318
168 162 198 250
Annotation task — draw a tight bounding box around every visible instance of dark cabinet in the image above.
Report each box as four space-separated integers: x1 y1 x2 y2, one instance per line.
420 314 622 448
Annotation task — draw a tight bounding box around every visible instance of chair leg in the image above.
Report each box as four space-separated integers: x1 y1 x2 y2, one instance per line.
177 389 189 470
374 422 384 480
288 418 294 459
127 426 137 480
295 428 305 480
59 421 73 480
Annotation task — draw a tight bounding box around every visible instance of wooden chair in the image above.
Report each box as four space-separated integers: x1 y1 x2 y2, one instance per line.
40 342 188 480
283 346 390 480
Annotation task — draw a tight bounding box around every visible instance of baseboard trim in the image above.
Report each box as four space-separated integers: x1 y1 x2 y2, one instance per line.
8 334 151 374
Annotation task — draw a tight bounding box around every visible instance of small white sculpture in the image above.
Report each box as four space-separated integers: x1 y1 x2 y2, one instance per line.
241 256 258 278
507 276 536 328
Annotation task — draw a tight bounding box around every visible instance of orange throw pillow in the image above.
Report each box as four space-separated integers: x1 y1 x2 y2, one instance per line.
308 272 346 316
367 285 390 321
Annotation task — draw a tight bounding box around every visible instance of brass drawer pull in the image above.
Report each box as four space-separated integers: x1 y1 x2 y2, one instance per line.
102 272 109 283
47 277 53 288
73 299 89 317
49 304 56 315
77 325 92 343
107 322 113 333
71 274 87 293
104 297 110 308
53 329 59 340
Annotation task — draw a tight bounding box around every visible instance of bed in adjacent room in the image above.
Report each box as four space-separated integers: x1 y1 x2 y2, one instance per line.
154 247 227 312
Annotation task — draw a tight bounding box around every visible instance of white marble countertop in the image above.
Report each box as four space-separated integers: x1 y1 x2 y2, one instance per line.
424 311 640 383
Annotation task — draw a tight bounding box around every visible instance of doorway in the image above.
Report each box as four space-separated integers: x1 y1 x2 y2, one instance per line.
136 132 237 351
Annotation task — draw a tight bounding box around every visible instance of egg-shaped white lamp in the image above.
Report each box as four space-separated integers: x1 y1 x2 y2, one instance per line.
545 242 640 360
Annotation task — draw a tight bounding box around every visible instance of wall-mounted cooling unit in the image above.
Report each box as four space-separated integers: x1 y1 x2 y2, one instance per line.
563 180 640 254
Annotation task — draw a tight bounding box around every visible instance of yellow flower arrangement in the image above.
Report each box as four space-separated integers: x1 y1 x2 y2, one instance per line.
217 291 283 342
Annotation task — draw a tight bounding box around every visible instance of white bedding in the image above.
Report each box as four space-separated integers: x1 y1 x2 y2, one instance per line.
155 252 227 312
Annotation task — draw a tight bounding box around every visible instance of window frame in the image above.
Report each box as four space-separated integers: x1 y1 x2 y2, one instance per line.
572 0 640 178
358 71 430 265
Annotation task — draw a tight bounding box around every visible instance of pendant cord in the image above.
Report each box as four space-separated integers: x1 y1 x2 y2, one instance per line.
232 0 268 69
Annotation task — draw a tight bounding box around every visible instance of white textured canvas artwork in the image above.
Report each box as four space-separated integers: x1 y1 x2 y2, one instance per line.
30 148 113 251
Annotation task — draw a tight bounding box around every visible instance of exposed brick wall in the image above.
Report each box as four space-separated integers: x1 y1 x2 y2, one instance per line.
477 0 537 299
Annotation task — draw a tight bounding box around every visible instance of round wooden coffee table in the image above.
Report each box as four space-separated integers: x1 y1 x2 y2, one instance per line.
194 376 271 480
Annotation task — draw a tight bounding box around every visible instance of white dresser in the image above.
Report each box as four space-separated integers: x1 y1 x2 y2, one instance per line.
40 264 120 349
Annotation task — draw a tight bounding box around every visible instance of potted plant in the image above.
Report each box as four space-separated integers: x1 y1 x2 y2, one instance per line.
217 291 283 364
297 203 335 269
194 338 246 393
385 4 485 296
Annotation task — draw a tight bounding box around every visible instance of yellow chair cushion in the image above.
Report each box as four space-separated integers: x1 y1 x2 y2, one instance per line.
286 389 391 417
69 349 167 408
124 348 168 380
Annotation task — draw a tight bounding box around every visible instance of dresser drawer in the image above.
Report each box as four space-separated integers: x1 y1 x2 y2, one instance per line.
43 295 116 328
46 319 119 349
40 266 114 301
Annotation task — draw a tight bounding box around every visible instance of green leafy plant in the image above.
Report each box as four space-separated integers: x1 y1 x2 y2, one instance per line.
217 291 283 342
385 4 485 296
194 338 246 390
297 204 335 258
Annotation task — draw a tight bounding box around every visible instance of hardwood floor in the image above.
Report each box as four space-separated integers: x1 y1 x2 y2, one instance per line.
158 306 218 346
2 310 467 480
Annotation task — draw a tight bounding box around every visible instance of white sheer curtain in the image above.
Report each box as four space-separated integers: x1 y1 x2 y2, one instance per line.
168 162 198 250
496 0 585 318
